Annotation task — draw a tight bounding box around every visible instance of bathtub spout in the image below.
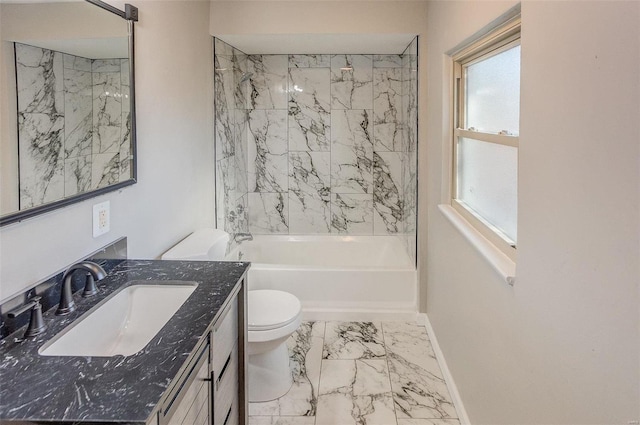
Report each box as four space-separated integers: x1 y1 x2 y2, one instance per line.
234 233 253 243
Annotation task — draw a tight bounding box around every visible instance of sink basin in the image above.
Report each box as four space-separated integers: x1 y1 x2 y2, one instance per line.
39 281 198 357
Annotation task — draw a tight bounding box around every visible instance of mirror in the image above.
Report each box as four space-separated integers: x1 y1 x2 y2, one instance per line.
0 0 137 226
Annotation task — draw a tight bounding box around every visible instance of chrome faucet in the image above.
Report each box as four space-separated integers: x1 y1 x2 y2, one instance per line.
233 232 253 243
56 261 107 315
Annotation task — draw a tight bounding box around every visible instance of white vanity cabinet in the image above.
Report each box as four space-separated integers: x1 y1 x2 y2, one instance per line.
156 279 247 425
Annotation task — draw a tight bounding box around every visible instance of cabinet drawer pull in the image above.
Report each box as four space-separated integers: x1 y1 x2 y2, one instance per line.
216 352 232 388
222 404 233 425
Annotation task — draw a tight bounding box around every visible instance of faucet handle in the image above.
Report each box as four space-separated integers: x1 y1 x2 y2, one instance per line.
82 274 98 297
7 296 46 338
57 260 107 315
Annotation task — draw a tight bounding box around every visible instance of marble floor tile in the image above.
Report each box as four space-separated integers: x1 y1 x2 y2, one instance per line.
396 420 461 425
381 322 441 372
319 360 391 396
387 350 457 419
249 322 324 417
323 322 386 360
249 416 315 425
316 392 396 425
249 321 460 425
316 359 395 425
382 321 455 419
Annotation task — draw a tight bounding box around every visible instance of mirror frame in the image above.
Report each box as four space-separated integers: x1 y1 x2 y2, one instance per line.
0 0 138 227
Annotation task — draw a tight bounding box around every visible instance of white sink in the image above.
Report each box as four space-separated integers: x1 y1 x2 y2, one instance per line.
39 281 198 357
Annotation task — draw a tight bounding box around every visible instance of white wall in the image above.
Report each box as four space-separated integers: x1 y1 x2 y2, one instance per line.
424 1 640 424
0 1 215 302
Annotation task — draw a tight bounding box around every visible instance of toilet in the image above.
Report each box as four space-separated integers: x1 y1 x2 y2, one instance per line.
162 229 302 402
247 289 302 401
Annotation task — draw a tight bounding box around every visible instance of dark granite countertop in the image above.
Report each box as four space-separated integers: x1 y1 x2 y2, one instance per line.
0 260 250 424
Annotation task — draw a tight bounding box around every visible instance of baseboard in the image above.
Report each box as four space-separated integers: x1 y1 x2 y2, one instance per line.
419 312 471 425
303 308 418 322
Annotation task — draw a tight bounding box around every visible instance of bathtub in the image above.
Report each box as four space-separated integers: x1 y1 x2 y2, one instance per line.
226 235 417 321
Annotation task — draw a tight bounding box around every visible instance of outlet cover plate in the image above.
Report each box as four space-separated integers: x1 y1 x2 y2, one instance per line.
93 201 110 237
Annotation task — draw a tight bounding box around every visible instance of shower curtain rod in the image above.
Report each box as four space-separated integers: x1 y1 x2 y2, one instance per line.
85 0 138 22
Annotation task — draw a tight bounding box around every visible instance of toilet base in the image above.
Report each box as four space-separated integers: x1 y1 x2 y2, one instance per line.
248 342 293 402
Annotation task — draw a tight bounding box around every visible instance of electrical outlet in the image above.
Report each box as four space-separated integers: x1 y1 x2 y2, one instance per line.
93 201 110 237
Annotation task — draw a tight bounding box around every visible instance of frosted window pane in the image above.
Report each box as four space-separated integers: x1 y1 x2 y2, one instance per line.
466 45 520 134
457 137 517 242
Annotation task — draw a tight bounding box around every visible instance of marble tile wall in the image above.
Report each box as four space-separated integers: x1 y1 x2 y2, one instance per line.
213 39 418 261
214 39 250 247
402 38 419 265
15 43 130 209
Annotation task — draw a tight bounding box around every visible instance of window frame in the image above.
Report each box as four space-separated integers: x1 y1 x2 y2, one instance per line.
450 16 521 261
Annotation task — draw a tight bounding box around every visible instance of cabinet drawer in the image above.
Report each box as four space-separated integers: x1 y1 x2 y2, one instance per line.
216 399 238 425
160 340 211 425
212 298 237 381
214 344 238 425
167 361 208 425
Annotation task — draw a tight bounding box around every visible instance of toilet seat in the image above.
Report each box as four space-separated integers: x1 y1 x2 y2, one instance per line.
248 290 302 342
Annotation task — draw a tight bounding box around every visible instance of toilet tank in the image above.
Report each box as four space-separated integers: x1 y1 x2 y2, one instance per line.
161 229 230 261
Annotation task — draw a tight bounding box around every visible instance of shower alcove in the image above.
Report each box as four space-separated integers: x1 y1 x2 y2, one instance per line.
214 34 418 319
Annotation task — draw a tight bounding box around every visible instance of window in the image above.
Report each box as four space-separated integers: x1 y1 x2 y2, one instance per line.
451 17 520 260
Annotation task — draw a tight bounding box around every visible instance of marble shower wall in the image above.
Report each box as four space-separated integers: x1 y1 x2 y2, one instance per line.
15 43 130 209
214 39 250 245
214 38 418 260
402 38 418 265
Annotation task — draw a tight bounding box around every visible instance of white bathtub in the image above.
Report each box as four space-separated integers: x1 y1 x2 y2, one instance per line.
226 235 417 321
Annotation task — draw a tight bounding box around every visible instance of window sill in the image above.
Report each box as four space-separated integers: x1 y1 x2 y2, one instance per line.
438 204 516 286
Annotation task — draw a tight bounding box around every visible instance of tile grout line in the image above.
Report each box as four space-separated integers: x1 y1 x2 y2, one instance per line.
380 321 400 425
314 320 328 425
286 55 291 236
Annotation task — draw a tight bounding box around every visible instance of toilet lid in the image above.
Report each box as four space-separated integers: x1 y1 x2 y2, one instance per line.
248 290 302 331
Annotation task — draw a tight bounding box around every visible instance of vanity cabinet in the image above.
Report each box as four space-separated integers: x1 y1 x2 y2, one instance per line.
0 260 250 425
159 339 211 425
156 279 247 425
212 293 239 425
